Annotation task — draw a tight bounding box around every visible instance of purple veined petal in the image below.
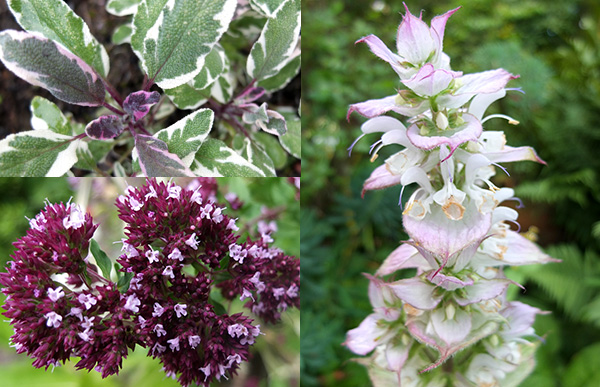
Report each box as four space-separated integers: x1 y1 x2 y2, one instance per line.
362 164 403 196
430 305 472 345
484 145 546 165
406 113 482 157
124 91 161 122
427 272 474 291
85 115 124 140
454 278 512 306
402 64 461 97
344 314 390 355
376 243 430 276
347 95 428 120
500 301 547 340
385 340 413 372
387 277 441 310
403 198 493 262
437 69 518 109
395 4 436 65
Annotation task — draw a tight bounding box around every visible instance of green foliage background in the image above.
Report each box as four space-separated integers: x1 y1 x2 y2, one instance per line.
302 0 600 385
0 177 299 387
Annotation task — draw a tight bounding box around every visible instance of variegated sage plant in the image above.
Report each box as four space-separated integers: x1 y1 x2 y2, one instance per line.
344 6 559 386
0 0 300 176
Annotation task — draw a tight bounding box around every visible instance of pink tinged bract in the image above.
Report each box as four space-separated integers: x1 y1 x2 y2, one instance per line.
387 277 441 310
437 69 518 109
402 64 461 97
85 115 124 140
344 314 390 355
500 301 546 340
356 34 405 77
454 278 513 306
430 305 472 345
395 5 437 65
362 164 403 196
376 243 430 276
406 113 482 156
347 95 428 120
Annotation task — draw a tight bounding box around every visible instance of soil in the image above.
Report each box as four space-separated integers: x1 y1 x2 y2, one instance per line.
0 1 300 176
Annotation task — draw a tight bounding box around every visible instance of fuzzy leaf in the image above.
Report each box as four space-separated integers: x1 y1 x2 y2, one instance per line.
134 133 195 176
85 115 125 140
0 30 105 106
163 82 210 110
247 0 300 81
123 90 160 121
107 0 142 16
249 0 283 17
257 52 300 92
30 96 71 135
191 43 227 90
279 112 300 158
90 239 112 279
191 138 266 176
131 0 237 89
154 108 214 167
233 135 277 176
8 0 109 77
0 130 84 176
209 67 236 103
112 23 133 45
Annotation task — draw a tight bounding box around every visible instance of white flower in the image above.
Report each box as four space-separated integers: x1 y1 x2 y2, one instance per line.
162 265 175 279
185 233 199 250
145 247 160 263
167 185 181 200
63 204 86 229
168 247 183 261
153 302 165 317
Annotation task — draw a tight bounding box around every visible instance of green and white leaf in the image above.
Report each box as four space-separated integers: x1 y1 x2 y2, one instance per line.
8 0 109 76
232 135 276 176
249 0 283 18
155 108 213 166
191 138 266 176
210 70 236 104
30 96 71 135
192 43 228 90
246 0 300 81
133 133 195 177
107 0 142 16
131 0 237 89
257 52 299 92
112 22 133 45
254 132 287 169
226 9 264 41
279 109 300 158
164 82 210 110
74 140 112 171
0 130 85 176
0 30 106 106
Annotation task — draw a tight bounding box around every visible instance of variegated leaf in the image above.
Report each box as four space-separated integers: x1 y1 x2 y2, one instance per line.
233 134 278 175
0 30 106 106
279 110 300 158
30 96 71 135
257 52 300 92
123 90 160 121
8 0 109 76
192 43 227 90
112 23 133 45
0 130 84 176
210 70 236 104
154 108 214 167
133 133 195 176
107 0 142 16
249 0 283 17
131 0 236 89
163 82 210 110
191 138 266 176
85 115 125 140
247 0 300 81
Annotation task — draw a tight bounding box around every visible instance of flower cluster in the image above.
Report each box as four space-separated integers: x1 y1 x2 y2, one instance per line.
345 6 558 385
1 178 299 386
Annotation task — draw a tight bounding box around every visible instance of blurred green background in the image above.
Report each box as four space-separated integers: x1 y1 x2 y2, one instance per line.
302 0 600 386
0 177 299 387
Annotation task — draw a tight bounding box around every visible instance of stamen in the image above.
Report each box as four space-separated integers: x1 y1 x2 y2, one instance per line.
347 133 366 157
482 114 519 125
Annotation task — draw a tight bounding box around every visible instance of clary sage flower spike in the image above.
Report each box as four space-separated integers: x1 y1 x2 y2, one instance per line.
345 5 559 386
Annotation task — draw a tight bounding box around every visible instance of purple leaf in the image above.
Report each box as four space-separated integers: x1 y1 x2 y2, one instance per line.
84 115 124 140
133 133 195 177
124 91 161 122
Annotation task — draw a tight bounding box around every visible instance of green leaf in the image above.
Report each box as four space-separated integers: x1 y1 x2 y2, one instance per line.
210 71 236 103
562 343 600 387
254 132 287 169
8 0 109 76
279 111 300 158
30 96 72 135
117 272 134 293
210 296 227 316
154 108 214 167
107 0 142 16
89 239 112 279
191 43 227 90
131 0 237 89
257 53 300 92
0 30 106 106
112 22 133 45
74 140 113 171
232 135 277 176
191 138 266 176
0 130 84 176
133 133 196 177
164 82 210 110
249 0 283 17
247 0 300 81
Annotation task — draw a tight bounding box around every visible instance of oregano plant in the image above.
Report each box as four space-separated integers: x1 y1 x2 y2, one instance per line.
0 0 300 176
344 5 560 385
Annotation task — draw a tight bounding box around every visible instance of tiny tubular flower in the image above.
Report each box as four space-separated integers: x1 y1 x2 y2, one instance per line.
145 247 160 263
162 265 175 279
124 294 141 313
168 247 183 261
174 303 187 318
44 311 62 328
78 293 97 310
185 233 199 250
47 286 65 302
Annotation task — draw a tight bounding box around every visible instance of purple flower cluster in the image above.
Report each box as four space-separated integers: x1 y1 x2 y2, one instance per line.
0 201 139 377
1 179 299 386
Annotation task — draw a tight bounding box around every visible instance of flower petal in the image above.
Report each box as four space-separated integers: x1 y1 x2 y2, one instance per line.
437 69 517 109
387 277 441 310
396 5 436 65
454 278 512 306
348 95 427 119
376 243 430 276
484 145 546 165
431 306 472 345
356 34 403 71
402 64 460 97
344 314 389 355
362 164 403 196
